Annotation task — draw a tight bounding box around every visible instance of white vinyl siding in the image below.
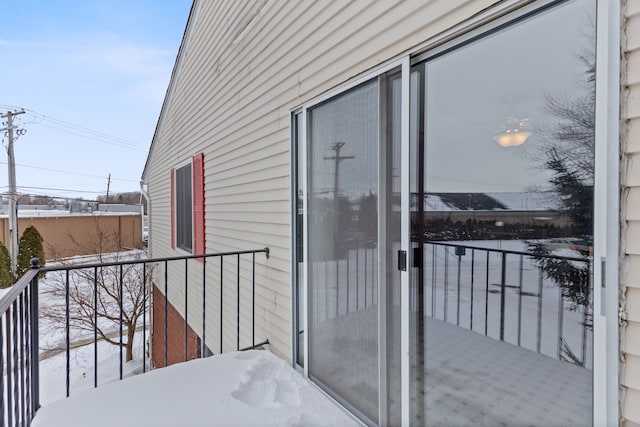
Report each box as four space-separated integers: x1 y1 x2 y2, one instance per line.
624 1 640 425
145 0 512 362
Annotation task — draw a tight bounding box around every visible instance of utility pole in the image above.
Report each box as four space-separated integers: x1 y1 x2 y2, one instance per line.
105 173 111 203
1 109 25 275
324 142 354 257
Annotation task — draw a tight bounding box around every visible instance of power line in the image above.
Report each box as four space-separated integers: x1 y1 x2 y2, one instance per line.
35 122 146 151
0 105 148 151
16 185 106 194
25 108 144 146
0 161 139 182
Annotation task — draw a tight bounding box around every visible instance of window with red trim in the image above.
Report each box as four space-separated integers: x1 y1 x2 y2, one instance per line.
170 153 205 254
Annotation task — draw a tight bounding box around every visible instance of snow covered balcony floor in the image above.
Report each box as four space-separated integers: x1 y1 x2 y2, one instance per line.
31 350 359 427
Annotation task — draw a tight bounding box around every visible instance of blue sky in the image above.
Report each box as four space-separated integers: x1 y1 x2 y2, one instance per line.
0 1 191 200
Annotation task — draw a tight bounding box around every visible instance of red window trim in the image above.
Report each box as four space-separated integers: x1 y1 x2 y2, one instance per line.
170 167 175 249
192 153 205 258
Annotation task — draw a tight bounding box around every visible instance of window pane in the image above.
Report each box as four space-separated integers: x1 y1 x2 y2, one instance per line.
176 163 192 252
410 0 595 425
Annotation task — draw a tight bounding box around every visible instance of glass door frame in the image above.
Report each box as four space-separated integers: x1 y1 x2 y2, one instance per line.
296 57 410 426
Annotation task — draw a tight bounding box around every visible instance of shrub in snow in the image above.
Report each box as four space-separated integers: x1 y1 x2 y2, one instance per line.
0 241 13 288
17 225 45 277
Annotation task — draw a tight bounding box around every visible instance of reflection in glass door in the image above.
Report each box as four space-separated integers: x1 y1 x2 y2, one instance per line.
306 68 402 425
409 0 596 425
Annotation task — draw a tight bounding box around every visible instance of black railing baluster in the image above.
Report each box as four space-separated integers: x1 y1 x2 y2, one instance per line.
220 256 223 354
370 248 375 307
24 289 30 423
164 260 168 368
470 249 475 331
537 269 544 353
237 254 240 351
1 315 4 427
456 253 461 326
7 310 13 427
444 247 449 322
185 258 188 362
65 269 70 398
142 262 147 373
557 290 564 360
366 248 370 309
30 262 39 418
582 267 590 366
13 300 19 425
119 264 123 380
19 294 25 426
202 257 206 358
356 248 359 310
485 251 489 336
499 252 506 341
94 266 98 388
518 255 523 346
252 253 255 348
335 259 339 318
346 249 350 313
324 261 328 320
431 245 436 317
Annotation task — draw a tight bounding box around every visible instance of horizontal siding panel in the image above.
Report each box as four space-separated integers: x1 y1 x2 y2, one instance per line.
206 159 289 188
627 221 640 255
629 15 640 52
629 1 640 18
627 255 640 288
625 387 640 424
205 187 287 204
627 288 640 323
629 153 640 187
629 118 640 154
629 84 640 119
206 224 290 246
625 354 640 391
627 321 640 357
628 52 640 88
628 189 640 220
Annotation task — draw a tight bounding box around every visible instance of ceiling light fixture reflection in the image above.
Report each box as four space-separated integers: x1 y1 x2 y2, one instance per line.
493 117 531 147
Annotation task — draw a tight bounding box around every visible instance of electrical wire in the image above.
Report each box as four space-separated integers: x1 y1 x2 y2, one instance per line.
0 161 139 182
16 185 105 194
0 105 148 151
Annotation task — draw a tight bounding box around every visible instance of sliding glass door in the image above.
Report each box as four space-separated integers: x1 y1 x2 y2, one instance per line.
296 2 598 426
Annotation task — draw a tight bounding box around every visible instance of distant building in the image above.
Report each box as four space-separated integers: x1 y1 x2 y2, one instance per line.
0 206 143 259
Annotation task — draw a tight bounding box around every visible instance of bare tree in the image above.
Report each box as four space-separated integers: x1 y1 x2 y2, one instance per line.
41 220 151 362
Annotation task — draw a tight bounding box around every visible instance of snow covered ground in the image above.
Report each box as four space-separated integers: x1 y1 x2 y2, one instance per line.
32 350 360 427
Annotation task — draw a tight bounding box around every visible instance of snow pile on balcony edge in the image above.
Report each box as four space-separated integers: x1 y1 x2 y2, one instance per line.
32 349 359 427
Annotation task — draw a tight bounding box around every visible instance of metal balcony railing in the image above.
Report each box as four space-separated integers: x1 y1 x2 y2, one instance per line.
0 247 269 427
309 239 591 368
418 241 592 367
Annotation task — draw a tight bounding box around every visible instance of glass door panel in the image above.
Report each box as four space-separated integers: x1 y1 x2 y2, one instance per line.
307 67 402 425
409 0 596 424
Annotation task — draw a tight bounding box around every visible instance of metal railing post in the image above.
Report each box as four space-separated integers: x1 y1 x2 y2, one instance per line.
29 258 40 416
499 252 506 341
